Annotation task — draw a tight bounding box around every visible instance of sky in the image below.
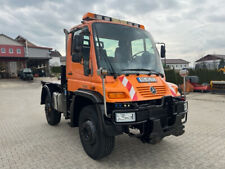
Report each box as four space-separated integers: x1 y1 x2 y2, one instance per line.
0 0 225 66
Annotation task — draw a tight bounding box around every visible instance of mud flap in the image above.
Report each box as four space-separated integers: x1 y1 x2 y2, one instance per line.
170 114 185 136
148 119 164 144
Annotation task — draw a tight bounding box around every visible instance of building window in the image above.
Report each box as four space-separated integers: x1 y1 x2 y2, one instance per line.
9 48 13 54
1 48 6 53
17 48 21 54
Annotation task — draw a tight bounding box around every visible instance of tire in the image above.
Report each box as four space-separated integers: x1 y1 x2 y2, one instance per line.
45 94 61 125
79 105 115 160
149 137 163 144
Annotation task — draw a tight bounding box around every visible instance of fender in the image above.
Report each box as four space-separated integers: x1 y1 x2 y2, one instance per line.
70 89 122 136
73 89 104 103
70 89 103 127
41 85 52 104
40 82 61 104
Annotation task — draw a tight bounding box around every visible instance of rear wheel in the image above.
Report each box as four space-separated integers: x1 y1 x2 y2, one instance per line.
45 94 61 125
79 105 115 160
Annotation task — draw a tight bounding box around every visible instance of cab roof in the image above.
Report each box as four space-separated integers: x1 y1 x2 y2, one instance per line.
70 12 145 32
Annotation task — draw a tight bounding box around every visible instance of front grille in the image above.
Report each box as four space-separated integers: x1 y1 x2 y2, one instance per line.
136 86 166 98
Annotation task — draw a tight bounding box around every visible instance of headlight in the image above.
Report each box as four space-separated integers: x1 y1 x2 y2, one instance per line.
115 112 136 122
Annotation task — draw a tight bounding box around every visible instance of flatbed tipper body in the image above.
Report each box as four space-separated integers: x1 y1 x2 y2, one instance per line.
40 13 188 160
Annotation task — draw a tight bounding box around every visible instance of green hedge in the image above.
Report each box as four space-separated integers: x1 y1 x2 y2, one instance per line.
165 69 225 85
188 69 224 83
165 69 183 85
51 66 61 74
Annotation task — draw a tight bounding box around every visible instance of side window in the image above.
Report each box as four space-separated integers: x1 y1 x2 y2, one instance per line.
71 27 90 61
83 35 90 46
71 29 82 55
71 27 91 76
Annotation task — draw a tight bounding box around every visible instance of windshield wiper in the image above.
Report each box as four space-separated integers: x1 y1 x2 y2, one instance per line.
121 69 164 77
93 25 117 78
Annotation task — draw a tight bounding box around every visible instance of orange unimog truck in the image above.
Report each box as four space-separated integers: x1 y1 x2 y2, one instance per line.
40 13 188 160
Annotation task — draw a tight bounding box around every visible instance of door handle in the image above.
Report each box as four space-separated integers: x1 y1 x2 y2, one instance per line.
68 72 72 75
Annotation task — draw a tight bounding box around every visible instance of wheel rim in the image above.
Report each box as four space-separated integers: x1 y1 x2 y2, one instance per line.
80 120 96 145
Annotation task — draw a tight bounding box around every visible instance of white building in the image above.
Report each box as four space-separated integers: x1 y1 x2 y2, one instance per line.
162 59 190 70
195 54 225 70
49 50 62 67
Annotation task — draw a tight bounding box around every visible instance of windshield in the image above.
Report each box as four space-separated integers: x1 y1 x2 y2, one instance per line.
93 22 164 75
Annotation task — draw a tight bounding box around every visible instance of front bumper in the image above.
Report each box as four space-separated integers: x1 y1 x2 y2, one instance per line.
104 96 188 138
111 96 187 124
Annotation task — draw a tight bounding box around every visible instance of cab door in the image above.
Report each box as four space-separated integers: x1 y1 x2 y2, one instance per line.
67 26 92 92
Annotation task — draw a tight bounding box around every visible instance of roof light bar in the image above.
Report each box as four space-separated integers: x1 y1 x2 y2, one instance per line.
82 12 145 29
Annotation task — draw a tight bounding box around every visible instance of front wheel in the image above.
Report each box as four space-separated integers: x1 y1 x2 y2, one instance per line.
45 94 61 125
79 105 115 160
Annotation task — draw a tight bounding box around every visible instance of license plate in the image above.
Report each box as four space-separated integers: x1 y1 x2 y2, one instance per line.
115 112 136 122
137 77 157 83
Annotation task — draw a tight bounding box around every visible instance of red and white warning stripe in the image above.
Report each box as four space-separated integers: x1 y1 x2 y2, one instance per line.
167 83 176 96
119 76 138 101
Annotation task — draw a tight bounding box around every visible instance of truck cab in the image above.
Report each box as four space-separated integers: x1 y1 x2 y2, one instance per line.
41 12 188 160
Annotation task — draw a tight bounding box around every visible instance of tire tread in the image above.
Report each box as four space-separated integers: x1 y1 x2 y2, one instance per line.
79 105 115 160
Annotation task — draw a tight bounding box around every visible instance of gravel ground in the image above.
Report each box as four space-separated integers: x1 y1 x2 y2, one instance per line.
0 78 225 169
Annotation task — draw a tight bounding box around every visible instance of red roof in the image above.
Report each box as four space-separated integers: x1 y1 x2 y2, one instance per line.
15 35 52 50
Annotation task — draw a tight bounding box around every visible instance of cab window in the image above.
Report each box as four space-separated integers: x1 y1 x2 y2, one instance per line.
97 38 118 58
131 39 144 56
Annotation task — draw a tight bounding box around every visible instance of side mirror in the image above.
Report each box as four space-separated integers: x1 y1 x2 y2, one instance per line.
160 45 166 58
73 35 83 52
72 35 83 62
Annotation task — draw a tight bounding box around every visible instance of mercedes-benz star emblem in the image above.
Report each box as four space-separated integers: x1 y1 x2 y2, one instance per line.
150 86 157 94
